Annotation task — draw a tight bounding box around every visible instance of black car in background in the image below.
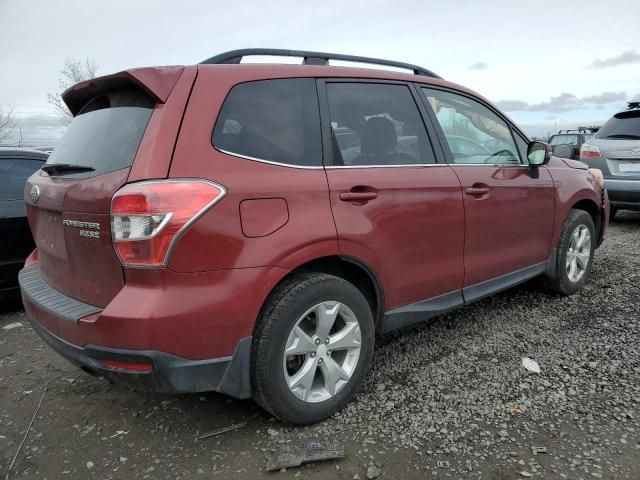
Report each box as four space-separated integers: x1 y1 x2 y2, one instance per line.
548 129 596 160
0 148 47 294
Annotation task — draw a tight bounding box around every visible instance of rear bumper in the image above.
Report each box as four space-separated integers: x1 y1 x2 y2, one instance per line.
18 262 288 398
604 179 640 209
27 314 252 397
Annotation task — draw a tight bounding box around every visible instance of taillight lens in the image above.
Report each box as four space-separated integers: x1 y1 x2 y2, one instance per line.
111 180 226 267
580 144 601 160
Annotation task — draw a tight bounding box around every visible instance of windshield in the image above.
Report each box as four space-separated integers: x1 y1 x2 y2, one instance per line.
595 110 640 139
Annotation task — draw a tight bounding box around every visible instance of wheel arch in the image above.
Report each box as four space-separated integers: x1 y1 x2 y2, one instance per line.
570 198 602 243
254 255 385 335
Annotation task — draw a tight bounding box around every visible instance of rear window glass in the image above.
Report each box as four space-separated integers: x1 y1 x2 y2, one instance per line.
549 134 579 146
212 79 322 167
0 158 44 200
45 88 154 177
595 110 640 139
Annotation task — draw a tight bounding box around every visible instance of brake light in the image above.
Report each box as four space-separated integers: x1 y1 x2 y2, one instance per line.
580 144 601 160
110 180 226 267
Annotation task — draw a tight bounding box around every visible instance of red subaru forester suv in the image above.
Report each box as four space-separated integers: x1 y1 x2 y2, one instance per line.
20 49 609 424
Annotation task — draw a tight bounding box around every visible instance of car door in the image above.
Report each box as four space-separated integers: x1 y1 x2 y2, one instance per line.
420 87 555 297
0 156 44 290
318 80 465 317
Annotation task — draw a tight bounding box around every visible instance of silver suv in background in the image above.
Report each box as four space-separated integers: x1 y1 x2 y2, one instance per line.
581 101 640 218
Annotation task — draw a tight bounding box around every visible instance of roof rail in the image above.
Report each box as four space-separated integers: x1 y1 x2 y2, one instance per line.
558 127 599 134
199 48 441 78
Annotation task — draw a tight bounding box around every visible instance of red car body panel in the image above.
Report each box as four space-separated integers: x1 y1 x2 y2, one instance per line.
19 62 609 397
545 157 608 248
23 246 286 359
128 66 198 182
63 66 187 115
25 169 129 307
451 165 556 286
167 68 339 274
325 166 464 309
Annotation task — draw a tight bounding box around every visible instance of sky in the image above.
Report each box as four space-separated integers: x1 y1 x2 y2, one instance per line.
1 0 639 145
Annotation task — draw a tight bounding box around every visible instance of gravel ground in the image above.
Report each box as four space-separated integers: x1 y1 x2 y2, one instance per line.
1 212 639 479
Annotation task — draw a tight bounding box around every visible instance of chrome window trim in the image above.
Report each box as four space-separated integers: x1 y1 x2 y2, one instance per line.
216 148 324 170
218 146 527 169
325 163 444 169
447 163 526 167
217 147 446 169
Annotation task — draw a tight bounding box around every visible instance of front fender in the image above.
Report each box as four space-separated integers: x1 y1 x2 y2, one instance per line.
546 162 605 248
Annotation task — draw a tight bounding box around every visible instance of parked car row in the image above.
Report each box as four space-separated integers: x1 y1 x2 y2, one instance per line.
6 49 613 424
541 102 640 218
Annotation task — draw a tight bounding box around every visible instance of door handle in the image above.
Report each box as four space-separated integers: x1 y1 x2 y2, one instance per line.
339 191 378 201
464 186 490 196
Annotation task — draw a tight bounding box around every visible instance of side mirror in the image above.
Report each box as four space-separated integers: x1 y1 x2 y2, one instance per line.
527 141 552 166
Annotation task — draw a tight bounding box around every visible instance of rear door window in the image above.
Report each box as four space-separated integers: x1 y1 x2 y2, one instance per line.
212 78 322 167
0 158 44 200
325 82 436 166
45 88 154 178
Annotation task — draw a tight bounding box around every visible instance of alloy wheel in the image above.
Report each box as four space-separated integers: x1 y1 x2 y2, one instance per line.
566 224 591 283
282 301 362 403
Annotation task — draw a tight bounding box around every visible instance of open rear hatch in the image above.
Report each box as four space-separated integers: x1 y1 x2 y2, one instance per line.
24 67 187 308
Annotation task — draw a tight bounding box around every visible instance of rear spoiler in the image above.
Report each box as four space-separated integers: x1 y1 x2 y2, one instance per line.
62 66 185 116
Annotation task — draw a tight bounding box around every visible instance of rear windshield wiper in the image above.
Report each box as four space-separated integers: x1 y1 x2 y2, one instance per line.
41 163 95 174
605 134 640 140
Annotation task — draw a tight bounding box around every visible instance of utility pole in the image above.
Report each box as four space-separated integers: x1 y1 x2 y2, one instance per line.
19 127 23 148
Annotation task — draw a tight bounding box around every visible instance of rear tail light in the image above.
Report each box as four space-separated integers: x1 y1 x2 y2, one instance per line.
110 180 226 267
580 144 601 160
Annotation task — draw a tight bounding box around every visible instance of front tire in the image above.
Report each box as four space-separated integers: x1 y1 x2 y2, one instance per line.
545 209 595 296
251 272 374 424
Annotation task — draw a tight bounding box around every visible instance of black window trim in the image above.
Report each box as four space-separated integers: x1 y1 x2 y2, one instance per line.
316 77 447 169
210 77 325 170
416 84 530 167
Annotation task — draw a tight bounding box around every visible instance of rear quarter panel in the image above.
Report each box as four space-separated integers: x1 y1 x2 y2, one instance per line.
167 66 339 273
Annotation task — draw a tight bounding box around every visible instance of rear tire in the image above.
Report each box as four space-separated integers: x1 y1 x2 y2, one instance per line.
251 272 374 424
545 209 595 296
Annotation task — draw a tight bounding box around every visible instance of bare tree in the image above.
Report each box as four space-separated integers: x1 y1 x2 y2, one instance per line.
47 57 99 125
0 106 17 143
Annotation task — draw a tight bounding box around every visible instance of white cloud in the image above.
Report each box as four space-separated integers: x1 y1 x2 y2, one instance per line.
496 92 628 113
587 50 640 69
